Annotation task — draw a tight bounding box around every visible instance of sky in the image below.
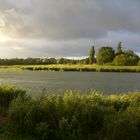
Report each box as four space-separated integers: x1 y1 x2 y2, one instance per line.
0 0 140 58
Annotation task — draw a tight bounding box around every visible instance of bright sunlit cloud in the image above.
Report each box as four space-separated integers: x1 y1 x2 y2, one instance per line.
0 35 11 42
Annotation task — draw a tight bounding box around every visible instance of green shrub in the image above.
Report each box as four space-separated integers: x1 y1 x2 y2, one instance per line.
103 107 140 140
113 54 139 66
3 90 140 140
0 86 26 108
137 60 140 66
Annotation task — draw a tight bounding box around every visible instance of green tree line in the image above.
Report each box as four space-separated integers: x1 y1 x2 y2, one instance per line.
0 42 139 66
89 42 140 66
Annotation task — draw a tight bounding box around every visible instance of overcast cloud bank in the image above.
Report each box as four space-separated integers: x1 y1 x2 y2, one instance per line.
0 0 140 58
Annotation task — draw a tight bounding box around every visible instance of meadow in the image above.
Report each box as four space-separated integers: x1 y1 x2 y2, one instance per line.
0 64 140 72
0 86 140 140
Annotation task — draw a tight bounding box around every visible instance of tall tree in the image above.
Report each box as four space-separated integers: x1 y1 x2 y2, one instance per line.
89 46 95 64
125 49 134 55
116 42 123 55
96 46 115 65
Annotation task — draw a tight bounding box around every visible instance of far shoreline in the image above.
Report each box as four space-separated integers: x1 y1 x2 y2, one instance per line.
0 64 140 72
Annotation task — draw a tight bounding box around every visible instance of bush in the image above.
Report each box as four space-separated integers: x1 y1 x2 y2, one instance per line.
113 53 139 66
96 47 115 65
104 107 140 140
7 92 107 139
0 86 26 108
1 89 140 140
137 60 140 66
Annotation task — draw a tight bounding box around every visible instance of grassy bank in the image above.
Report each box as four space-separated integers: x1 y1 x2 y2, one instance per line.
1 64 140 72
0 86 140 139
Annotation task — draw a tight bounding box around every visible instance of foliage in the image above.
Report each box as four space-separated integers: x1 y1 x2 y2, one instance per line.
0 86 140 139
0 58 88 65
0 43 139 66
116 42 123 55
96 47 115 65
0 135 34 140
89 46 95 64
137 60 140 66
0 88 138 140
0 85 27 109
125 49 135 55
104 107 140 140
113 52 139 66
81 57 89 64
1 64 140 72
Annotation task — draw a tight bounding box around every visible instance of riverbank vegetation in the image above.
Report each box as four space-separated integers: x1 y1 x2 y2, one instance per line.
96 42 139 66
21 65 140 72
0 85 140 140
0 43 139 73
1 64 140 72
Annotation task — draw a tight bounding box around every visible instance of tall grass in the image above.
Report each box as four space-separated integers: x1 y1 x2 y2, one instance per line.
1 64 140 72
0 85 27 109
0 86 140 139
5 90 140 140
18 65 140 72
0 86 30 140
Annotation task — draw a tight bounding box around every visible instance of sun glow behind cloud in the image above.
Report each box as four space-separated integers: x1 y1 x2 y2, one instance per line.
0 14 12 42
0 34 11 42
0 0 140 58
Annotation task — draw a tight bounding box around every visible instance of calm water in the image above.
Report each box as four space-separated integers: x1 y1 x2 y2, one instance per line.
0 70 140 96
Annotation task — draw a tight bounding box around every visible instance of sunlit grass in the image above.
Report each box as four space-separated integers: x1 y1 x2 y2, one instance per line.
0 85 140 139
0 64 140 72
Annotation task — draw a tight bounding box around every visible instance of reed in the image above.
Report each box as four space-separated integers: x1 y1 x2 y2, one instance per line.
1 64 140 72
0 87 139 140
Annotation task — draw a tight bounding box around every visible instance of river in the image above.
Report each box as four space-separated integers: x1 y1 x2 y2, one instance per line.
0 70 140 96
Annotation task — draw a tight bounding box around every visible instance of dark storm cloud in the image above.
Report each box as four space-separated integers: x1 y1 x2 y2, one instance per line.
0 0 140 57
